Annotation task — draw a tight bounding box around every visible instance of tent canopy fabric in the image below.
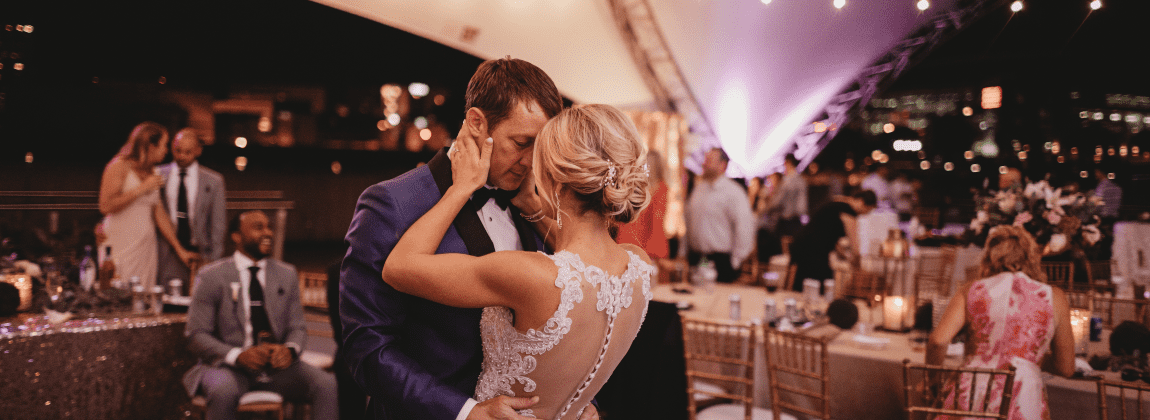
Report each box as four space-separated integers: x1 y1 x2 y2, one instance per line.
315 0 958 176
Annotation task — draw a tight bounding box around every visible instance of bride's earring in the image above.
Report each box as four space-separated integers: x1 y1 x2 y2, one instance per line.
555 190 562 229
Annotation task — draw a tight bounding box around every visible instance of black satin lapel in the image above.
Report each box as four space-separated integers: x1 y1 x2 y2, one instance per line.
510 208 539 253
427 148 453 197
427 148 497 257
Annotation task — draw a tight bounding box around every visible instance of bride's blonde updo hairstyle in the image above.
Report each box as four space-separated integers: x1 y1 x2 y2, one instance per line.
533 104 651 224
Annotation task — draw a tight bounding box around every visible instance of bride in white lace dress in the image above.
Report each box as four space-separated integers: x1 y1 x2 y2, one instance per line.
382 104 655 420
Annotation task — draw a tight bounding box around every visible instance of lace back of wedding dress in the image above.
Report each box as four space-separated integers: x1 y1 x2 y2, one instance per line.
474 250 655 420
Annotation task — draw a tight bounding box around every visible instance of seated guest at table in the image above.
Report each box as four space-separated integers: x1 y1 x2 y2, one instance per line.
682 147 756 283
183 210 337 420
99 122 199 289
790 190 876 292
928 225 1074 420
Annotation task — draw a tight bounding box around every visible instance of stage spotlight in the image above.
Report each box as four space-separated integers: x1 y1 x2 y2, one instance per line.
833 0 846 9
1011 1 1023 12
1090 0 1101 11
916 0 929 11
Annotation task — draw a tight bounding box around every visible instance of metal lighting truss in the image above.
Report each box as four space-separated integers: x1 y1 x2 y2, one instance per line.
609 0 717 164
791 0 1014 171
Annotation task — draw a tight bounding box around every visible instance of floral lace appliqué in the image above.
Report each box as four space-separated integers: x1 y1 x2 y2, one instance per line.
473 250 654 419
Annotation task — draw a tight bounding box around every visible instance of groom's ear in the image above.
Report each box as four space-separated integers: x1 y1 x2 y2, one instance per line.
465 108 489 141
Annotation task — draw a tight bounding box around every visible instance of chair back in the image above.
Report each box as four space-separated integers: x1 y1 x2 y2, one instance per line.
765 329 831 420
1041 261 1075 290
1086 260 1118 294
841 270 887 301
1065 290 1093 311
902 360 1016 420
1097 379 1150 420
681 317 757 420
782 265 798 294
914 245 959 303
780 236 794 256
740 243 762 284
1092 296 1150 329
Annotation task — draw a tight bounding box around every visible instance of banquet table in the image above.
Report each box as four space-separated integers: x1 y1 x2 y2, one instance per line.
655 283 1148 420
0 313 196 420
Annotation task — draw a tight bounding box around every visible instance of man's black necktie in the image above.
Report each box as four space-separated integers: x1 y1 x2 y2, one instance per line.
248 265 272 340
471 187 513 210
176 170 192 248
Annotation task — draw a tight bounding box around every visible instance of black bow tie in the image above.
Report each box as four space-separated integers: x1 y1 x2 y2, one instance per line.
471 187 514 210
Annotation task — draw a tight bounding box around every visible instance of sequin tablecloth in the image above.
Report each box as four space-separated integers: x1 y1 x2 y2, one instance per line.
0 313 196 420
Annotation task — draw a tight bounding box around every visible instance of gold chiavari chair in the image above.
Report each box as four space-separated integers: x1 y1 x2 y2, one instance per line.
780 236 794 257
681 317 785 420
780 265 798 294
1091 295 1150 329
840 270 887 302
902 360 1017 420
1041 261 1075 291
765 329 831 420
914 245 959 304
1097 379 1150 420
1064 289 1093 311
1086 260 1118 295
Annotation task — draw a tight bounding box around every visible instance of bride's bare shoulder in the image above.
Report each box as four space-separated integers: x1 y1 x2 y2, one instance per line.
617 243 654 266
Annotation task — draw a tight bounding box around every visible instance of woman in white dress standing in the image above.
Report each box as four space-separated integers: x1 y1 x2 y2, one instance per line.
382 104 655 419
99 122 198 288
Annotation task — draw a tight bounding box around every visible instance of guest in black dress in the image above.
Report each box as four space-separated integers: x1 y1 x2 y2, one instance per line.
790 190 877 291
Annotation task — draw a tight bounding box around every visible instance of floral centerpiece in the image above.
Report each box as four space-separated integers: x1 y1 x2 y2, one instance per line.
966 180 1105 257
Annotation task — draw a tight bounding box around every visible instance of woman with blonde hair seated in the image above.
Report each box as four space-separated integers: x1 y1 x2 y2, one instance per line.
928 225 1074 420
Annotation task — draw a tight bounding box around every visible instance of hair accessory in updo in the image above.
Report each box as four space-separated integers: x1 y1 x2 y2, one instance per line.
601 161 618 189
642 163 650 178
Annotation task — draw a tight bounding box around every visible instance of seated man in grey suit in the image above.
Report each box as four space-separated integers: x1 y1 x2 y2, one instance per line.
158 128 226 289
183 210 336 420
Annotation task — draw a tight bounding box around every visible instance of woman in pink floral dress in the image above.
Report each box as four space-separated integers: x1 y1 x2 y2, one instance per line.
928 225 1075 420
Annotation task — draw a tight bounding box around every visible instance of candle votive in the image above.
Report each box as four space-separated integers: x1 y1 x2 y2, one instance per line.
883 296 910 331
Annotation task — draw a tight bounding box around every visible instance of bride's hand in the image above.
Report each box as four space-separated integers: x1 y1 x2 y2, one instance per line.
448 133 494 193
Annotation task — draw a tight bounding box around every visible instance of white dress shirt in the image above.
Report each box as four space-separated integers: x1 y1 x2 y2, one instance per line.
474 187 523 252
458 187 523 420
165 161 200 226
223 251 301 365
683 176 756 270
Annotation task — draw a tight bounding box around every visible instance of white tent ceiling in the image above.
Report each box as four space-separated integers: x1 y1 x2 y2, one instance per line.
314 0 959 176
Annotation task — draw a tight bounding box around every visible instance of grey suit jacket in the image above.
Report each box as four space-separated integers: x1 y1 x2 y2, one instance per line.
182 256 307 396
158 162 227 282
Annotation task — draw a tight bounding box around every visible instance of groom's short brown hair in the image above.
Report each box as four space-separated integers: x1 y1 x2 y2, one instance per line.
465 57 562 131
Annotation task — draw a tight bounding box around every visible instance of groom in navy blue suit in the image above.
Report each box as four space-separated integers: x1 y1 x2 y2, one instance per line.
341 58 595 420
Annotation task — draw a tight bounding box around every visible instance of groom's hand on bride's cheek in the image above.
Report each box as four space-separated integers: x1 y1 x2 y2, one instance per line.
467 395 539 420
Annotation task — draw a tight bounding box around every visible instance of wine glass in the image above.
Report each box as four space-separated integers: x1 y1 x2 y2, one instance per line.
41 257 63 308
